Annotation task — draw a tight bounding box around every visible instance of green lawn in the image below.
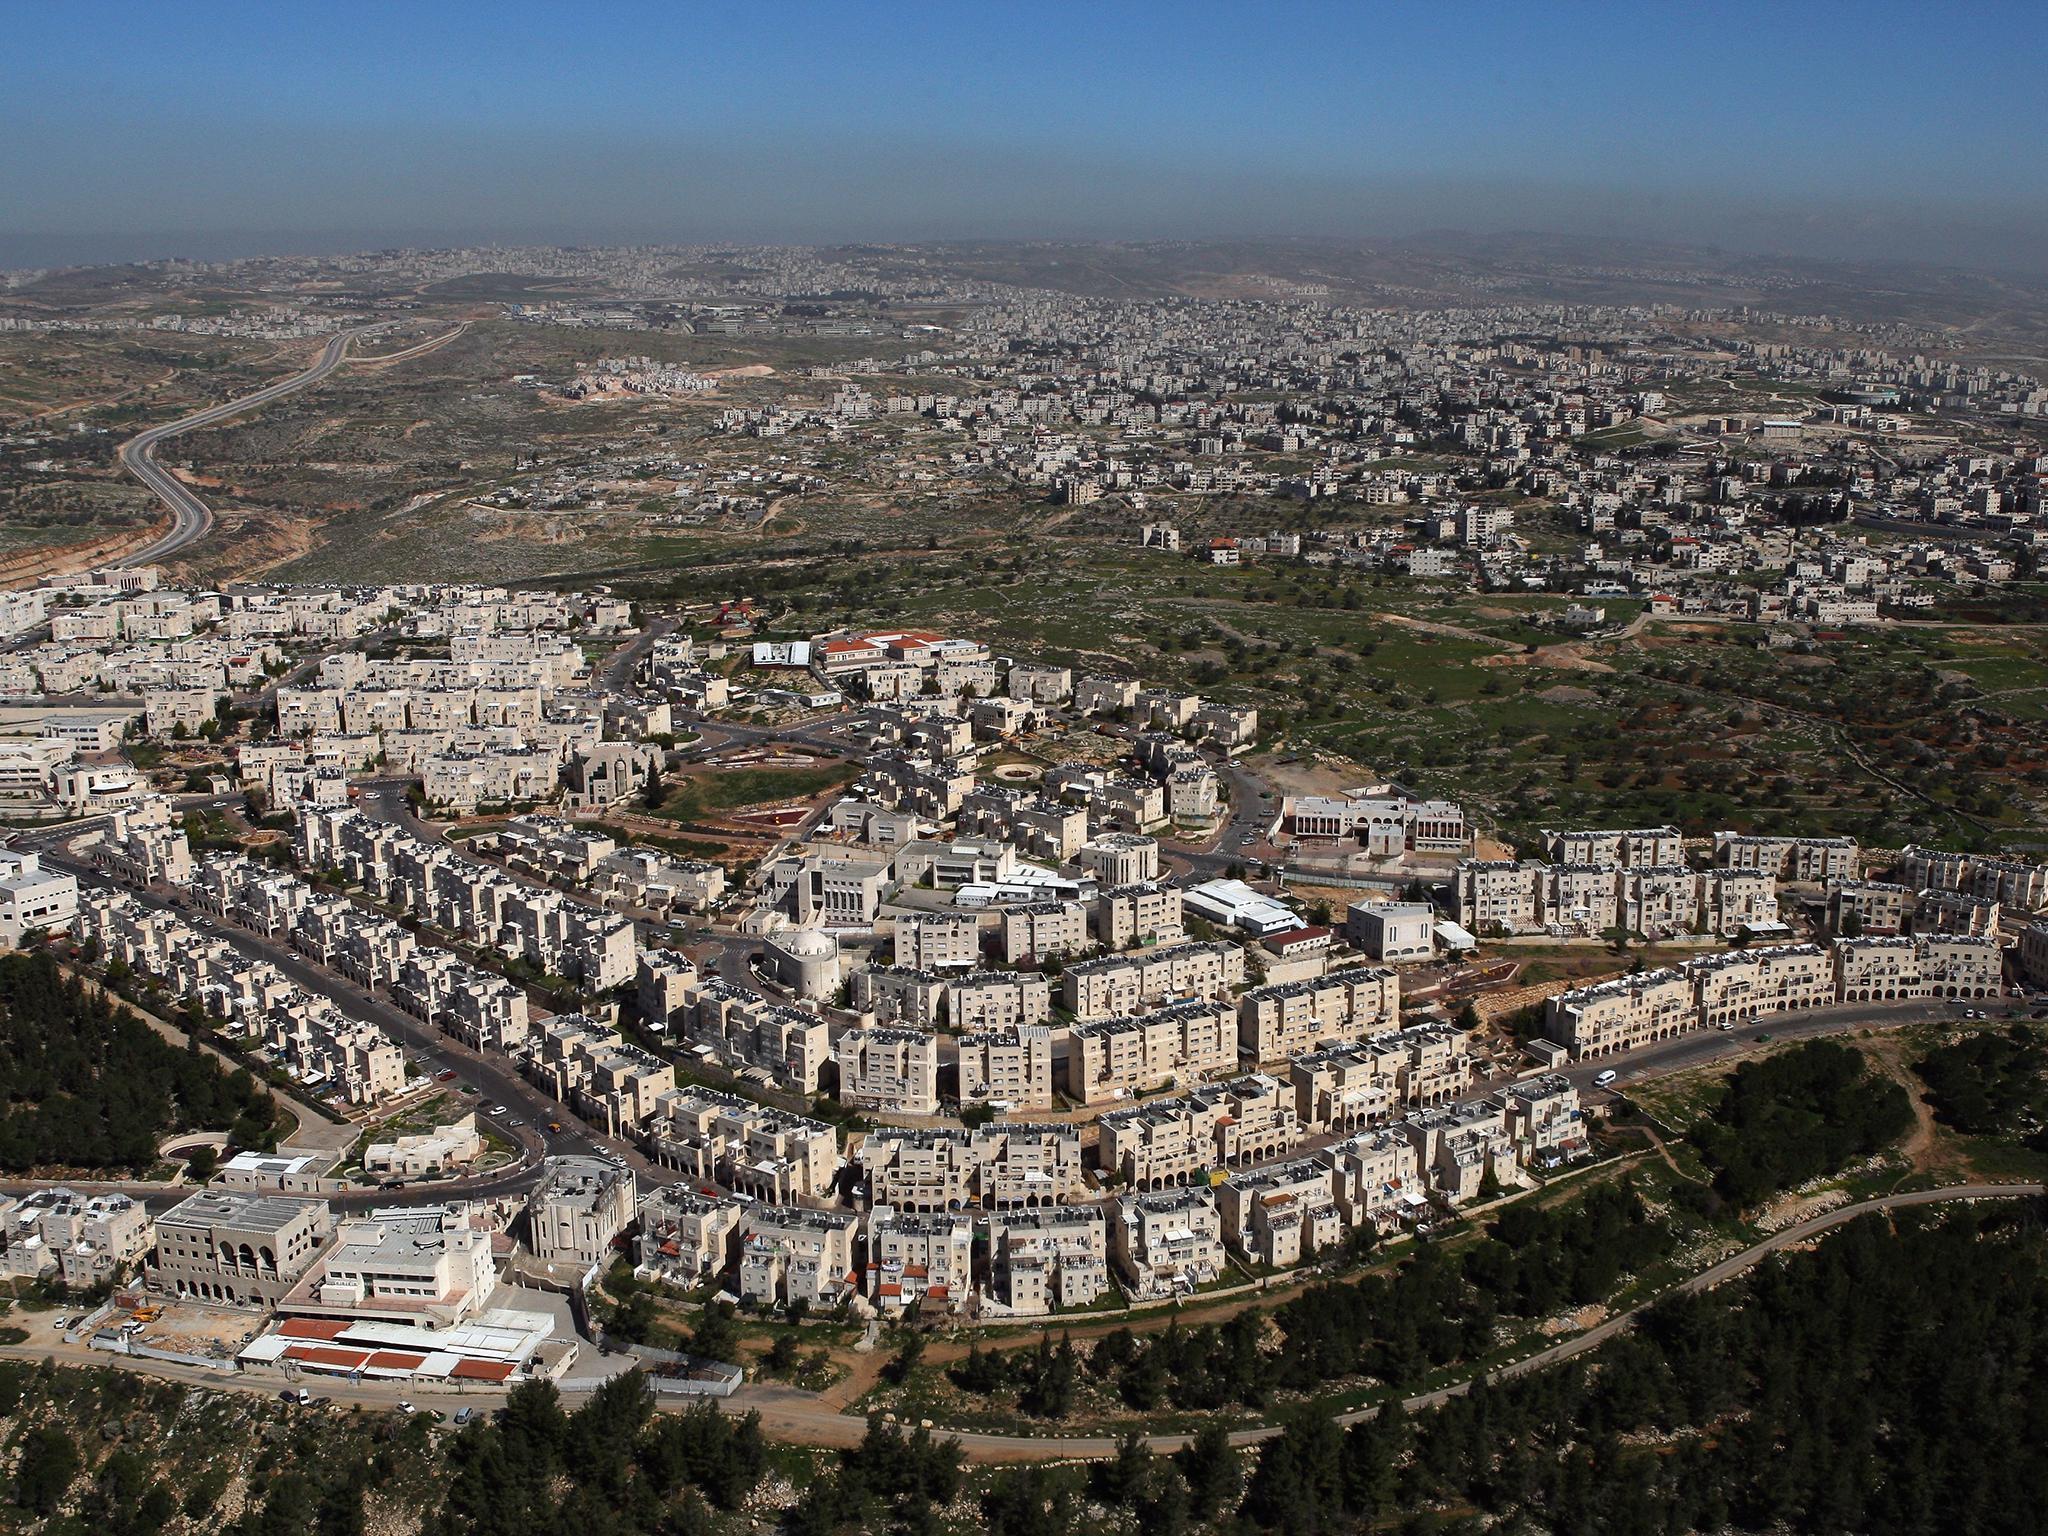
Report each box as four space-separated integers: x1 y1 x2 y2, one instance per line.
651 762 858 820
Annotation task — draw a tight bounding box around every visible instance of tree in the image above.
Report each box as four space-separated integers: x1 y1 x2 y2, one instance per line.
1090 1431 1152 1507
640 759 669 812
689 1301 741 1361
886 1330 926 1385
15 1425 79 1515
982 1463 1083 1536
1176 1420 1241 1520
1243 1411 1347 1534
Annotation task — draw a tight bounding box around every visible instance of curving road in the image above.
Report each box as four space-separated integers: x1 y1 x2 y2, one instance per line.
730 1181 2045 1459
113 325 384 569
0 1183 2031 1455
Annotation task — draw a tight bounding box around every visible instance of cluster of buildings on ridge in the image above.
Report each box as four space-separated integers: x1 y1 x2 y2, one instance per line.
10 551 2048 1362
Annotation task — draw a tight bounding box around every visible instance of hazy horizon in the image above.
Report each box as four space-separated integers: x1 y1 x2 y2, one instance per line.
5 0 2046 278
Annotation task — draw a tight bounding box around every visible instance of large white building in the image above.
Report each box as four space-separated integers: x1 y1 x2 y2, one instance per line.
0 848 77 947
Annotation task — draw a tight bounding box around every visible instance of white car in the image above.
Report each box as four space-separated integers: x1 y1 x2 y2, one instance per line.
1593 1068 1619 1088
397 1400 416 1415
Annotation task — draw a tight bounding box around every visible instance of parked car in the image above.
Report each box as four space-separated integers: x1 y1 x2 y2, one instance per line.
454 1407 475 1426
1593 1069 1618 1087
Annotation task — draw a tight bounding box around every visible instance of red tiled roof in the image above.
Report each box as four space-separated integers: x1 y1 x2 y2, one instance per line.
366 1350 428 1371
277 1318 351 1340
285 1344 371 1369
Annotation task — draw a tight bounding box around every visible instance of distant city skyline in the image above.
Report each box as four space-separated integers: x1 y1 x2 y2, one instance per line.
4 0 2045 274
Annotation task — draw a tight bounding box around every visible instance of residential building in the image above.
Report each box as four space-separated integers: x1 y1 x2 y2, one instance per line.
955 1024 1054 1110
634 1187 743 1287
1112 1187 1226 1299
834 1027 941 1115
737 1207 859 1308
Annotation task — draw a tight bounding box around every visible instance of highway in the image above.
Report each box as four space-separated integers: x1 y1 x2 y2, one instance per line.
112 325 383 569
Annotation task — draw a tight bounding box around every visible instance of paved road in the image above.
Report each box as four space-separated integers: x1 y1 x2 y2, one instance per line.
728 1180 2046 1459
113 325 382 568
7 1183 2031 1448
35 845 666 1207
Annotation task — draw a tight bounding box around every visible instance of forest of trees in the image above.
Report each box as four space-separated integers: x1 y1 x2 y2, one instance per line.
945 1180 1677 1420
1687 1039 1915 1208
429 1374 766 1536
0 950 279 1172
1218 1201 2048 1536
1917 1024 2047 1139
945 1042 1928 1429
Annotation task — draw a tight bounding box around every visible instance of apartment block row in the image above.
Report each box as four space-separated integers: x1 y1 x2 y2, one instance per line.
855 1123 1085 1213
1547 934 2003 1057
1096 1019 1483 1189
851 962 1050 1032
1900 843 2048 912
1827 879 2002 937
1456 858 1780 939
76 885 406 1106
296 805 636 992
1061 939 1245 1020
478 814 726 915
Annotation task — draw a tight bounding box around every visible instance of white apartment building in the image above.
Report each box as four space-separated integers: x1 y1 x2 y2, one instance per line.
643 1087 842 1204
1543 826 1683 868
1716 832 1859 884
893 910 983 970
1062 941 1245 1020
1237 965 1401 1061
737 1207 859 1309
1065 1000 1238 1104
955 1024 1055 1110
990 1206 1109 1314
833 1027 941 1115
634 1187 742 1287
1113 1187 1226 1299
867 1208 973 1315
1090 880 1184 948
999 900 1089 964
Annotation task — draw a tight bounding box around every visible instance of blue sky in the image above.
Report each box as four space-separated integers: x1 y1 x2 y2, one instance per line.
4 1 2044 270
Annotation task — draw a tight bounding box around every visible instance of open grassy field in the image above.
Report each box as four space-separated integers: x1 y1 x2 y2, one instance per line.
650 762 859 823
618 525 2048 854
